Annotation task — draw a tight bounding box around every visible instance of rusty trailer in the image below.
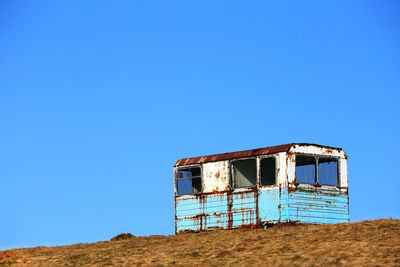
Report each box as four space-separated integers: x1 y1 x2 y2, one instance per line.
174 143 349 233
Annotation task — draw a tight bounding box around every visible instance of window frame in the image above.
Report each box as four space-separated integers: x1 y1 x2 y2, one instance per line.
229 157 258 189
175 164 203 196
258 155 278 187
295 154 340 188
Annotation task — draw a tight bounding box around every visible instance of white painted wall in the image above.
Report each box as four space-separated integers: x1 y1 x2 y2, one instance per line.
202 161 229 193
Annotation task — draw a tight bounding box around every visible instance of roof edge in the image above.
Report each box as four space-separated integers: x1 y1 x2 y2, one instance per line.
175 143 346 167
174 143 293 167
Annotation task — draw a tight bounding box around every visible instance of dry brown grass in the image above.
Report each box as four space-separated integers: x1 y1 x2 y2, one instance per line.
2 219 400 266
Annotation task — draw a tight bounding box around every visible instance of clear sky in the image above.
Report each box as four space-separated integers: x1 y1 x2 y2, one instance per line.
1 1 399 250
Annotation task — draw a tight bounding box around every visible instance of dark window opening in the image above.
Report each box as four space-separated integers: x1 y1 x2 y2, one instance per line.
177 167 201 195
260 157 276 186
295 155 316 184
231 159 257 188
318 158 338 186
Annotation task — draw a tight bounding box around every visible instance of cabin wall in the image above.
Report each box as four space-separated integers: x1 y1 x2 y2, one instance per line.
175 145 349 233
285 145 349 224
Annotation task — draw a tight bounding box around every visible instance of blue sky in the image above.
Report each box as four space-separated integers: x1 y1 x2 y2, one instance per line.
1 1 399 250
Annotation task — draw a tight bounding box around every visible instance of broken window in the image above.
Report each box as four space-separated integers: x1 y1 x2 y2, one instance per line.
295 155 316 184
231 159 257 188
177 167 201 195
260 157 276 186
318 158 338 186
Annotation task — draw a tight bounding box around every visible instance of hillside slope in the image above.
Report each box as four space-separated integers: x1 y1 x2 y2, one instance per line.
2 219 400 266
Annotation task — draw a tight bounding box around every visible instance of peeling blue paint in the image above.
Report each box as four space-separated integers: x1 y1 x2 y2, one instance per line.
176 187 349 232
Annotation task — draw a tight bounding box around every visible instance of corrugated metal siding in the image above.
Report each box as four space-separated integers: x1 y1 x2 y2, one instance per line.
176 187 349 232
176 193 229 232
175 190 259 233
287 188 349 224
175 196 202 232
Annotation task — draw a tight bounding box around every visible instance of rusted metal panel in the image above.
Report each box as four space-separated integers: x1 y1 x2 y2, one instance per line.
175 144 293 166
175 195 203 232
231 189 258 228
203 194 229 229
175 190 261 233
202 161 229 193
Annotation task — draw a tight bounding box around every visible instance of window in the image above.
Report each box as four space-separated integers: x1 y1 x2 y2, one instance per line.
296 155 316 184
295 155 339 186
231 159 256 188
176 167 201 195
260 157 276 186
318 158 338 186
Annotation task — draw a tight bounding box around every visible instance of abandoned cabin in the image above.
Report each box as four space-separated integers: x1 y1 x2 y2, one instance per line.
174 143 349 233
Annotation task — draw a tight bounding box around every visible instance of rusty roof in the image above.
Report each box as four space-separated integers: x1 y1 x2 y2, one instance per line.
175 143 344 166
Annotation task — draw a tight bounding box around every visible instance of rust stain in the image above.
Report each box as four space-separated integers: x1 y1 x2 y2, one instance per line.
199 194 207 231
227 191 233 229
325 148 334 154
288 180 299 193
287 151 296 163
278 184 282 223
192 213 207 231
338 186 349 194
254 189 260 227
215 171 220 179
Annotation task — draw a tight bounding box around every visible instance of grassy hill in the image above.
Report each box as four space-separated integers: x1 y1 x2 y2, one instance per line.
2 219 399 266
